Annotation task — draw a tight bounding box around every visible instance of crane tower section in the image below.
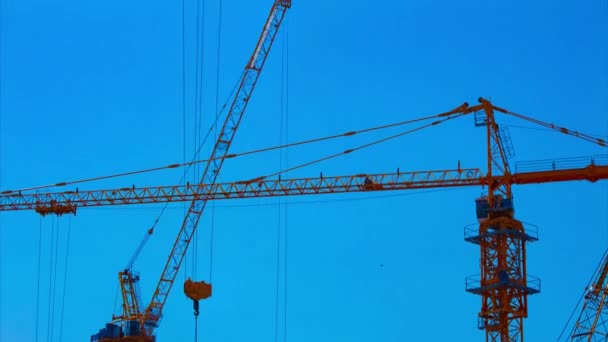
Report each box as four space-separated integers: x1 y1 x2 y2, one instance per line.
570 250 608 341
466 99 541 342
466 206 540 341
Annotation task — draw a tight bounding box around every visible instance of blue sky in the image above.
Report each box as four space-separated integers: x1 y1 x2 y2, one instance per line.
1 0 607 341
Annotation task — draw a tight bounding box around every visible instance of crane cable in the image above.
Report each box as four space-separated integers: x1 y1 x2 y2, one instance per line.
275 22 290 342
194 316 198 342
209 0 223 286
4 109 465 195
46 217 55 342
251 112 467 183
191 0 207 286
191 0 208 339
58 216 71 342
181 0 188 285
35 217 43 342
274 23 286 342
51 216 61 342
283 24 289 342
6 105 605 195
51 218 61 341
500 108 607 147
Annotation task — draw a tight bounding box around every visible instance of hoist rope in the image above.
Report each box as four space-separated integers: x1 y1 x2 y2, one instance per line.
181 0 188 284
283 23 289 342
194 315 198 342
209 0 223 285
275 22 290 342
58 216 71 342
254 113 466 182
50 217 61 341
199 0 208 178
8 110 463 194
46 217 55 342
274 201 282 342
35 217 43 342
191 0 207 283
274 22 286 342
193 0 201 183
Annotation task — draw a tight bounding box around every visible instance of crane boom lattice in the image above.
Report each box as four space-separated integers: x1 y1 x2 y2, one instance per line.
569 249 608 341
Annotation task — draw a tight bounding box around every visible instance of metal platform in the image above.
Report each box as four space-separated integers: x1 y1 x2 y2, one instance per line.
465 274 541 296
464 223 538 245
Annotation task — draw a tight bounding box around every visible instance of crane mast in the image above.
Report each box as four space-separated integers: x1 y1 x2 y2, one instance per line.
569 249 608 341
467 98 537 342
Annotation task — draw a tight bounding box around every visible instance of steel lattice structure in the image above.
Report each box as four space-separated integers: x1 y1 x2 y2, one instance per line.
0 5 606 338
1 165 606 214
570 251 608 341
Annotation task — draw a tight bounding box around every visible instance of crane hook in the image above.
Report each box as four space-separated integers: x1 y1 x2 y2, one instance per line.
193 299 200 317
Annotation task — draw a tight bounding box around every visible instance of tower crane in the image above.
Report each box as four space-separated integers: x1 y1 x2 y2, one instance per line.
0 98 607 341
65 0 290 340
567 248 608 341
113 228 154 323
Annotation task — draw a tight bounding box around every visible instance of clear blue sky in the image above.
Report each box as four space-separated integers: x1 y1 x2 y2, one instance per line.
1 0 607 341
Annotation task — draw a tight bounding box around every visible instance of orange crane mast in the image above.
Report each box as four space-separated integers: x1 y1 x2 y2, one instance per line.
568 249 608 341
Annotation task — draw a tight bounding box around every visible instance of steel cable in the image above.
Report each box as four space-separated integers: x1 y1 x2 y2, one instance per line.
46 217 55 342
255 113 466 182
209 0 223 284
35 217 42 342
283 23 289 342
58 216 71 342
6 109 463 194
50 217 60 341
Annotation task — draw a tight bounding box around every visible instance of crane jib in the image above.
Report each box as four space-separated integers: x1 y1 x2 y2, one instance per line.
3 165 608 213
